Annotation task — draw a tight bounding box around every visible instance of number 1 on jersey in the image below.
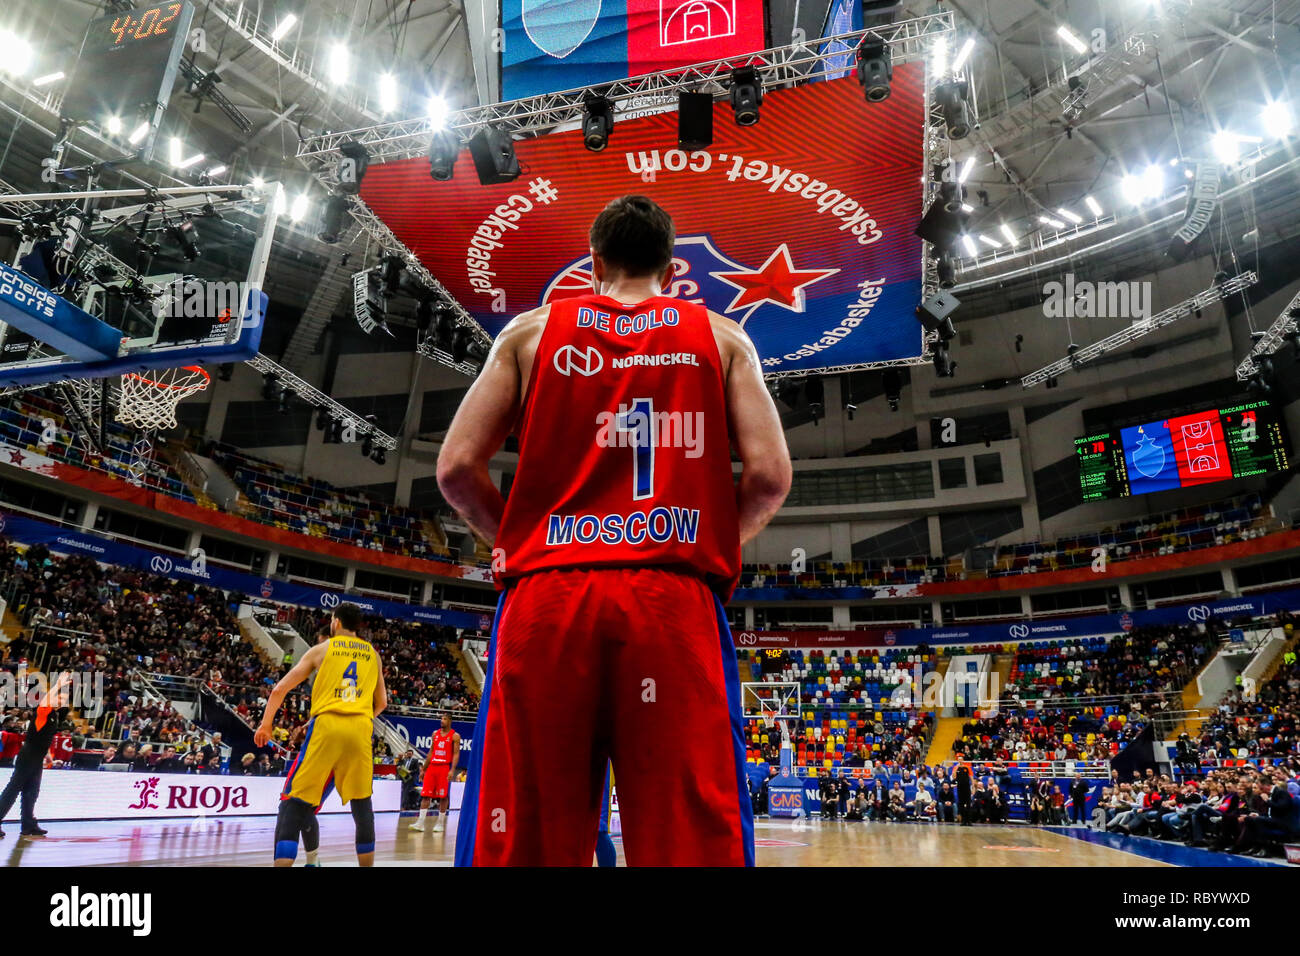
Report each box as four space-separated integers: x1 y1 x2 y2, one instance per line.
617 398 655 501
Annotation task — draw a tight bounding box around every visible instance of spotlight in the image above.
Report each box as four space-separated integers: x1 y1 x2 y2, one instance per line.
936 315 957 342
361 432 374 457
1262 100 1292 138
845 402 857 421
915 290 960 335
856 40 892 102
939 181 966 213
378 73 399 114
415 298 434 334
467 127 520 185
933 344 956 377
329 420 344 443
318 194 351 244
451 326 488 365
1046 376 1058 389
729 67 762 126
977 189 990 207
371 447 387 465
434 307 457 349
270 13 298 42
428 131 459 181
805 377 825 425
427 95 450 129
678 91 714 150
934 82 972 140
278 388 291 414
582 95 613 151
380 255 405 297
883 368 902 412
168 215 200 261
1057 25 1088 55
936 253 956 288
261 373 279 401
335 141 369 195
316 408 330 431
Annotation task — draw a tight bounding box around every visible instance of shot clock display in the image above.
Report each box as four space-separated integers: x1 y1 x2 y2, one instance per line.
60 2 194 125
1075 398 1291 501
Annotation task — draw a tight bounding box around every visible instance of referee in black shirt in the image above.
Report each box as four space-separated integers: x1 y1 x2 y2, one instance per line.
0 674 71 838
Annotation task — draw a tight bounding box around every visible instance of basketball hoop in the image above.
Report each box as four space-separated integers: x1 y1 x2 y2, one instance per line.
115 365 211 431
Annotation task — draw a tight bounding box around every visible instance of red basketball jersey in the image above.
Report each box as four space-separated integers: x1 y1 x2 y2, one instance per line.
430 728 456 764
495 293 740 596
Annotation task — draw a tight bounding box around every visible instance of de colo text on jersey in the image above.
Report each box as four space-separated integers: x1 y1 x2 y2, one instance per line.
576 305 681 335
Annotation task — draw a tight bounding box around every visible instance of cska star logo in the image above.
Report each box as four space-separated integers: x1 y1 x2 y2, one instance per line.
542 235 837 331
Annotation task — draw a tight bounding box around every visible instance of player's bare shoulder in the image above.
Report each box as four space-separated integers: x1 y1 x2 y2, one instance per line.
705 309 761 377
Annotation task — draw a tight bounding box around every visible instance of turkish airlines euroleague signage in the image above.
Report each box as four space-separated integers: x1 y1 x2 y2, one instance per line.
359 70 926 375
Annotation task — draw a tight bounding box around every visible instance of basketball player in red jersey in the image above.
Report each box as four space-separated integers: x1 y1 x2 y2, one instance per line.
410 714 459 832
439 195 792 866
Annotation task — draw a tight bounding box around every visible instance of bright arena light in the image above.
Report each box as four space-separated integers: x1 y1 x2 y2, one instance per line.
1262 100 1292 138
961 234 977 257
951 38 975 73
1212 130 1240 163
379 74 399 114
289 193 310 222
32 70 64 87
271 14 298 42
1056 25 1088 54
329 43 350 84
427 95 449 129
0 29 33 77
1084 195 1103 217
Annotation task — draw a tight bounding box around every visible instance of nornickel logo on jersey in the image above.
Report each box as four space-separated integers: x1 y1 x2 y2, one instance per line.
50 886 152 936
553 344 603 377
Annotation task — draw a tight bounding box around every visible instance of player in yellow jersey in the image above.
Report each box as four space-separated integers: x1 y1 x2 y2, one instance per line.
255 603 387 867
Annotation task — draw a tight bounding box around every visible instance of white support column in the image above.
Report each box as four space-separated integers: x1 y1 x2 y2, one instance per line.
80 501 99 530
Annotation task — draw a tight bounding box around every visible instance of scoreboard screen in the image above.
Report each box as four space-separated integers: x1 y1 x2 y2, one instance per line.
1075 399 1290 501
61 2 194 123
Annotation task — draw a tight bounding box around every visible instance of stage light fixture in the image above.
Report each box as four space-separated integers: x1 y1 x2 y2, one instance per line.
805 377 825 425
330 420 344 443
938 181 965 213
999 223 1018 246
1084 195 1103 217
427 95 450 130
882 368 902 412
0 29 33 77
33 71 64 87
729 67 762 126
289 193 310 223
915 290 960 335
678 91 714 150
933 344 956 377
428 131 458 181
318 194 351 244
168 215 201 261
468 127 520 185
1039 215 1066 229
371 447 387 465
329 43 351 85
415 298 434 334
335 140 370 195
361 432 374 458
979 234 1002 249
434 307 457 349
316 408 330 431
129 121 151 145
451 326 487 365
934 82 972 140
583 96 614 151
380 255 405 297
855 40 892 102
957 156 975 183
936 253 956 288
961 235 977 257
278 388 291 414
262 373 279 401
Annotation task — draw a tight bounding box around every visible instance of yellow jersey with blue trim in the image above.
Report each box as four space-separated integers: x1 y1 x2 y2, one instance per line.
311 634 380 718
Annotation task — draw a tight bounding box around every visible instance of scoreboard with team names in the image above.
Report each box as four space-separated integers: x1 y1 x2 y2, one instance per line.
1075 398 1291 501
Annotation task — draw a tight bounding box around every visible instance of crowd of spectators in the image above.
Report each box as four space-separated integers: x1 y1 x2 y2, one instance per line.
0 543 478 775
952 706 1147 762
1005 626 1215 702
1189 641 1298 764
736 494 1274 590
1091 765 1300 858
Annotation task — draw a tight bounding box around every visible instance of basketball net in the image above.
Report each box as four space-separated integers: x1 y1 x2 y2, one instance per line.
115 365 211 431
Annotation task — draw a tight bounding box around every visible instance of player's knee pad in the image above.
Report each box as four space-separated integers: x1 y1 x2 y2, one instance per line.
351 797 375 855
274 797 314 861
300 807 321 852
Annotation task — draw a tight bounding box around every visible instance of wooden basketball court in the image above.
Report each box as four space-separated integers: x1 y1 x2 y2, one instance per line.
5 813 1285 867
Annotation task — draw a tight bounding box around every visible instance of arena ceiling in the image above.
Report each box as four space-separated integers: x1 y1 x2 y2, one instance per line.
1 0 1299 346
